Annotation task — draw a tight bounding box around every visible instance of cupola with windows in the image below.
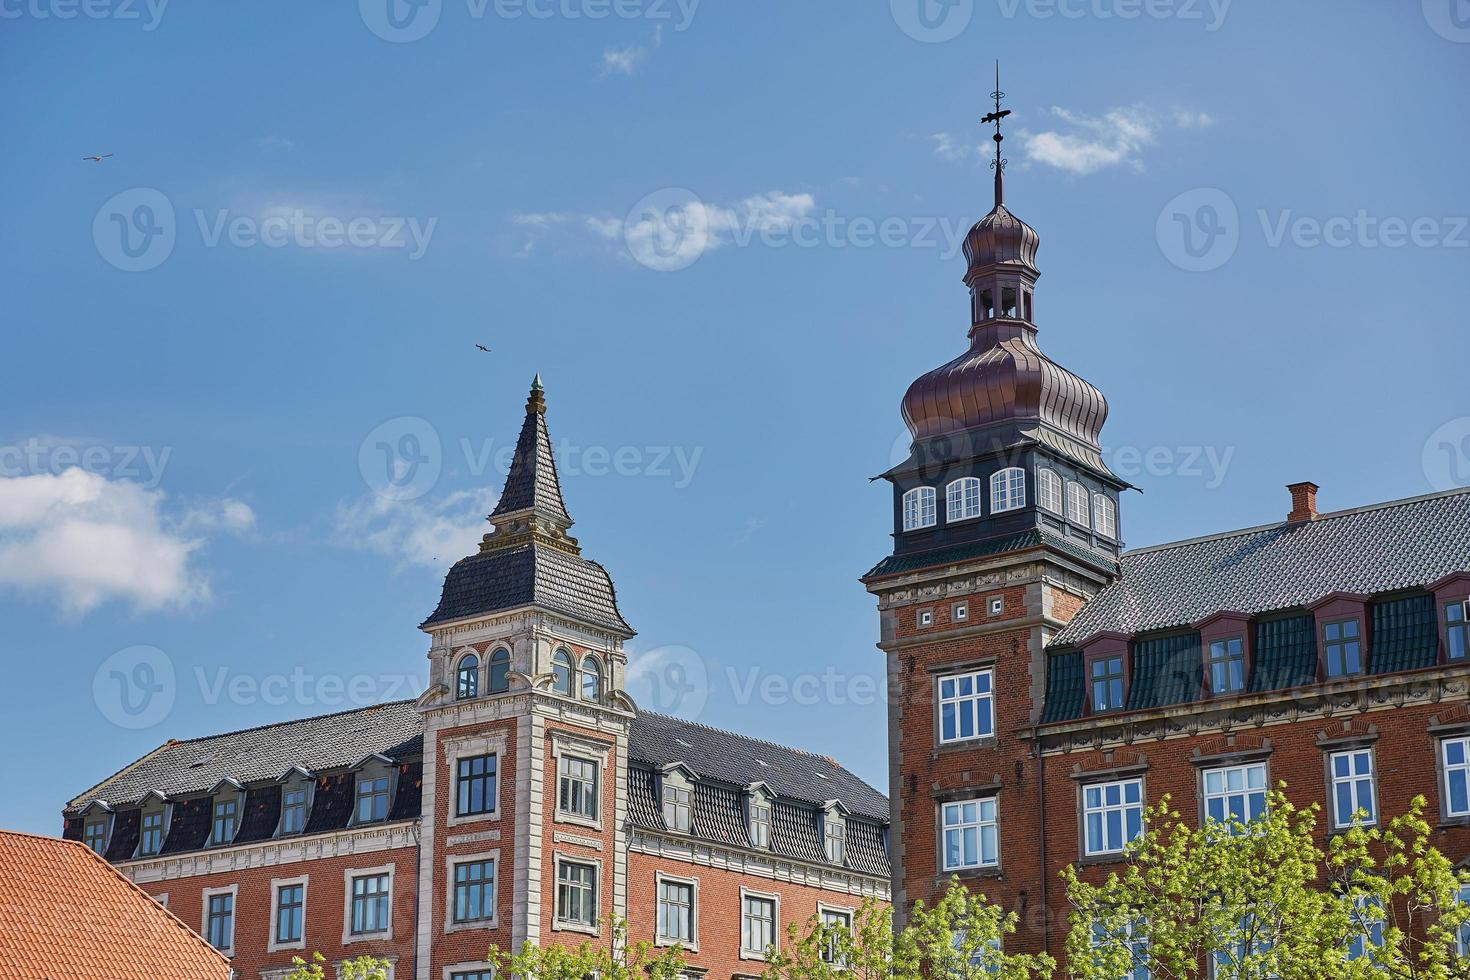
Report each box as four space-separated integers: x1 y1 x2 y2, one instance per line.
869 71 1128 577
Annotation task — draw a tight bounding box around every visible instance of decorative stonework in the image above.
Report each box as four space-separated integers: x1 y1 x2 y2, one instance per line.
120 822 417 884
628 829 889 900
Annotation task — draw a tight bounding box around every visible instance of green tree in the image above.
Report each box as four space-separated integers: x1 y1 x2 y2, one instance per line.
762 896 893 980
284 952 393 980
485 915 688 980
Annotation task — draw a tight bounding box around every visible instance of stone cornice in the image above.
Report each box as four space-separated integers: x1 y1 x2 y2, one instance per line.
118 820 419 884
628 829 890 900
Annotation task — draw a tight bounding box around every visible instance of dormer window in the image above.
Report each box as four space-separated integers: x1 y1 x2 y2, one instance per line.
280 786 308 834
488 648 511 693
1206 638 1246 696
1093 493 1117 539
990 467 1025 514
1324 619 1364 677
1446 601 1468 661
662 776 692 833
551 648 574 695
138 809 165 856
946 478 983 522
83 818 108 855
1090 655 1125 713
356 775 390 823
1066 482 1091 527
581 655 603 702
1038 468 1063 514
456 653 480 700
748 797 771 848
211 798 237 846
823 812 846 865
903 487 937 530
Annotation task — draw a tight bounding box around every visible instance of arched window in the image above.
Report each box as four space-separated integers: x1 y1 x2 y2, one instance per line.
946 478 983 522
455 653 479 701
581 656 603 702
487 648 511 694
1066 482 1091 528
990 468 1026 514
551 649 573 695
1037 469 1063 514
902 487 936 530
1093 494 1117 539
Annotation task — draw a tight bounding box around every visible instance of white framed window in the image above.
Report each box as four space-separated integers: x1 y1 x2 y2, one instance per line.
1456 885 1470 956
1209 915 1273 979
1066 482 1091 527
1082 778 1144 856
902 487 936 530
1447 600 1469 661
83 818 108 855
656 874 697 947
941 797 999 870
268 875 308 953
938 668 994 743
1206 637 1246 696
748 797 771 849
202 885 237 954
819 905 853 965
1093 493 1117 539
580 655 603 702
823 813 846 865
555 857 598 930
551 648 574 695
740 890 779 958
559 755 599 821
1038 468 1063 514
990 467 1025 513
1090 920 1150 980
1329 749 1376 828
347 869 392 938
455 652 479 700
452 858 497 925
918 609 933 627
1445 737 1470 818
662 781 692 833
953 602 968 622
946 477 983 522
1324 619 1365 677
989 597 1004 616
1201 763 1267 831
1345 896 1384 963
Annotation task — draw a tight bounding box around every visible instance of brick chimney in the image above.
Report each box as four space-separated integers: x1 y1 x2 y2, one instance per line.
1287 481 1320 524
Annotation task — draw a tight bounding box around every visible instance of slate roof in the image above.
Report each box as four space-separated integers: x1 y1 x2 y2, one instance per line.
864 527 1118 580
0 830 230 980
628 710 889 821
65 700 423 813
489 376 572 526
422 543 632 634
1053 488 1470 647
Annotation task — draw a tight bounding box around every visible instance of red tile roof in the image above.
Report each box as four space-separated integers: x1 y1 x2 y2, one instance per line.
0 829 231 980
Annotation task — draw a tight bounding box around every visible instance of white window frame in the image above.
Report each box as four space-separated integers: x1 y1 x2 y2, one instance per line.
444 731 508 828
953 602 968 622
902 487 936 531
823 810 846 865
818 903 855 965
342 863 395 944
655 872 699 950
940 797 999 871
937 668 995 744
1066 482 1091 527
662 772 693 834
1082 778 1144 857
989 597 1004 616
1090 919 1150 980
202 884 239 956
454 650 481 700
552 854 601 935
946 477 983 523
1093 493 1117 539
739 888 780 960
267 875 309 953
918 608 933 627
1038 468 1063 514
990 467 1025 514
1445 736 1470 819
1201 763 1268 832
444 849 500 934
1329 748 1377 829
748 794 772 849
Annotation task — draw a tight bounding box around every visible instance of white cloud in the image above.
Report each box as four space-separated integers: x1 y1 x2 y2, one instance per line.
1021 105 1213 176
333 489 495 569
255 134 296 153
931 132 977 163
0 468 253 615
599 26 663 76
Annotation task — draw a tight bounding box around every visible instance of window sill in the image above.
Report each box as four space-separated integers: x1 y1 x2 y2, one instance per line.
554 811 603 832
553 919 600 936
656 938 698 953
445 917 499 935
934 736 998 756
344 930 392 946
1077 852 1130 867
739 951 770 962
937 866 1002 882
266 939 306 954
446 809 500 829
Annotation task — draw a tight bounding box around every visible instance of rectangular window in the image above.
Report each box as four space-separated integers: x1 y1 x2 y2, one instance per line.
350 873 390 935
1330 749 1376 828
556 860 597 926
1091 656 1125 713
212 799 237 845
741 893 777 956
1210 916 1272 979
455 755 497 818
1082 779 1144 856
1448 601 1469 661
662 783 692 833
820 908 852 965
281 789 307 834
749 801 770 848
942 797 999 870
453 859 496 924
558 755 598 820
1206 637 1245 695
656 878 695 944
938 668 994 743
1346 897 1383 963
206 892 234 951
138 811 163 856
1090 920 1150 980
275 883 304 945
83 820 107 855
824 817 846 864
1444 737 1470 819
1202 763 1267 831
356 776 390 824
1324 619 1364 677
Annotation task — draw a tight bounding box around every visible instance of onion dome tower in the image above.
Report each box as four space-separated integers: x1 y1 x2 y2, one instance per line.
868 69 1127 576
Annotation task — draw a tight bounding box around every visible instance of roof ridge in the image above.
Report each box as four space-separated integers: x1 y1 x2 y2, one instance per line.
637 709 840 768
158 698 418 748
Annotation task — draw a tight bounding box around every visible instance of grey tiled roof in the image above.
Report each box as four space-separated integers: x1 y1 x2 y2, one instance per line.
1053 488 1470 647
489 381 571 526
864 528 1117 580
629 710 889 821
422 543 632 634
66 701 424 813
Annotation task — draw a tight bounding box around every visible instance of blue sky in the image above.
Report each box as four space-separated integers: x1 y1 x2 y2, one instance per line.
2 0 1467 835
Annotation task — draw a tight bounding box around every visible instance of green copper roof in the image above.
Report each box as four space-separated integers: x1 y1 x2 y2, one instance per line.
1250 614 1318 692
1371 593 1440 674
1040 651 1085 723
1126 631 1202 710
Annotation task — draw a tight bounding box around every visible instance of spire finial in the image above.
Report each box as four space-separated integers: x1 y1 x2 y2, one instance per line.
527 374 546 414
980 60 1011 208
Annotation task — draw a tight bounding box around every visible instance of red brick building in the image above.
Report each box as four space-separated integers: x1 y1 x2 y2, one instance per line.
64 380 890 980
864 102 1470 961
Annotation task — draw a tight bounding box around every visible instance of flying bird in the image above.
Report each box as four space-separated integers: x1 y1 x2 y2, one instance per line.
82 153 114 163
475 344 491 353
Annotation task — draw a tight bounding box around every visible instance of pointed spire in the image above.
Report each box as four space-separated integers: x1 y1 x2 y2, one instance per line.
980 60 1011 210
487 377 573 535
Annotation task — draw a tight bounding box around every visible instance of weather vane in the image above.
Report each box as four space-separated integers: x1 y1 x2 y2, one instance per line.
980 61 1010 206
